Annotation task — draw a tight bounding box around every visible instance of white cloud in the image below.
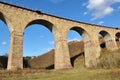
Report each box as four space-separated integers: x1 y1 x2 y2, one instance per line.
49 41 54 45
114 0 120 2
2 41 7 45
83 12 88 15
43 48 53 52
86 0 120 20
98 21 104 25
68 38 81 42
50 0 65 3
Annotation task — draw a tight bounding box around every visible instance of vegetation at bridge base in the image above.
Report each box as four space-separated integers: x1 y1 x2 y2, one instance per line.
98 49 120 69
0 56 8 69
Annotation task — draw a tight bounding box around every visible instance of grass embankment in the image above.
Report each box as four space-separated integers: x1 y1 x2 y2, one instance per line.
0 68 120 80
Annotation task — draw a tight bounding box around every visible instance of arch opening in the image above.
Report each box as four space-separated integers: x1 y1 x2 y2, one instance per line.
67 27 90 68
115 32 120 48
0 13 10 69
23 19 55 69
26 19 54 32
98 30 112 50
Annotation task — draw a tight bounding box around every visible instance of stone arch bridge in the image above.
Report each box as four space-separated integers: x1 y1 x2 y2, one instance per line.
0 2 120 70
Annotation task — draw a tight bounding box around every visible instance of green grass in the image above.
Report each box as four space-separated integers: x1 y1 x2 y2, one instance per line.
0 68 120 80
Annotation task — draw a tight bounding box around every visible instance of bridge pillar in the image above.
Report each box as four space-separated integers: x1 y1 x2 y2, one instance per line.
7 31 23 70
106 39 118 50
84 40 100 68
54 36 72 69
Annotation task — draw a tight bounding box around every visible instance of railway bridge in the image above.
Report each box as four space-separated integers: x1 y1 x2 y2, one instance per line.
0 1 119 70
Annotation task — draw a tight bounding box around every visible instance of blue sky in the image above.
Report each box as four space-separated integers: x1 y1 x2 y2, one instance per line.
0 0 120 56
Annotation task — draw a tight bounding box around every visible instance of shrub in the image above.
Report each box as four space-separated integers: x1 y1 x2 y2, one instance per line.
98 51 120 69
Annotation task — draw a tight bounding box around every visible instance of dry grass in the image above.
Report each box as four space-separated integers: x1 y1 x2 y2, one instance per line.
0 68 120 80
98 49 120 69
29 50 54 69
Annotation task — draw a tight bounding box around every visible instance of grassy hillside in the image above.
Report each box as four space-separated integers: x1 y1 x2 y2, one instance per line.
29 50 55 69
29 41 84 69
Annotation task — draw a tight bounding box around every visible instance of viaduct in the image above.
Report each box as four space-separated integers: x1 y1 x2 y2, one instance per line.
0 1 120 70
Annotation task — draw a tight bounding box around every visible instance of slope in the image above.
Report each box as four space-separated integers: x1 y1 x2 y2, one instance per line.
29 41 84 69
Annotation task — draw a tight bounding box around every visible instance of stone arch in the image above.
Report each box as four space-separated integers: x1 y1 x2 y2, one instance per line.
23 19 58 69
98 30 114 50
67 26 90 42
115 32 120 48
0 12 11 69
0 12 13 32
67 26 93 67
25 19 57 33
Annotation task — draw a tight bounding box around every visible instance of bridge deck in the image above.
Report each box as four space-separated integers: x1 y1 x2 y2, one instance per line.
0 1 119 30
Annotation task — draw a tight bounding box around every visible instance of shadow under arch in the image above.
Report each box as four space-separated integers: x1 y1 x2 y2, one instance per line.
25 19 57 32
67 26 90 67
0 12 10 69
115 32 120 48
115 32 120 41
0 12 7 24
23 19 58 69
98 30 112 50
0 12 12 32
